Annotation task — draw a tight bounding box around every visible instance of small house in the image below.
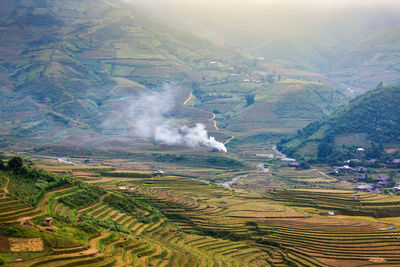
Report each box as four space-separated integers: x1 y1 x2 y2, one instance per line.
357 174 367 181
375 181 388 188
243 152 251 157
289 162 300 168
393 159 400 164
355 167 368 173
334 165 355 173
373 188 382 194
393 186 400 192
352 194 360 201
23 221 33 226
357 148 365 153
154 170 164 177
43 217 52 225
354 184 374 192
376 175 389 182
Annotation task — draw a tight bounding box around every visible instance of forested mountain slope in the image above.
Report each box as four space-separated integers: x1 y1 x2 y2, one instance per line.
278 85 400 162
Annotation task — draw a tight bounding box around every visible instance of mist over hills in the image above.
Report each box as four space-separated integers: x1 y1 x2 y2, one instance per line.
330 26 400 91
130 0 400 92
0 0 351 152
0 0 247 149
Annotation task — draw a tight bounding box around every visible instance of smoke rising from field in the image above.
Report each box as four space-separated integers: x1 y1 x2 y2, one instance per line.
105 87 227 152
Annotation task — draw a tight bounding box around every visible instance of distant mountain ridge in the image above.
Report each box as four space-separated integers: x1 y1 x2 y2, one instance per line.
330 26 400 92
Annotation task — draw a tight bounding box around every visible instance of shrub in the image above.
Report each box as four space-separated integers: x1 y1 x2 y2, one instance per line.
8 156 23 172
59 184 105 209
103 194 140 215
300 162 311 169
245 221 258 227
245 94 255 106
256 238 281 247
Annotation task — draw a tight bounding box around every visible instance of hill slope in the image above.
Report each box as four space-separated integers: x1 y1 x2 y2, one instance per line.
0 0 349 155
0 0 246 148
130 1 400 75
330 27 400 92
219 80 349 136
278 84 400 162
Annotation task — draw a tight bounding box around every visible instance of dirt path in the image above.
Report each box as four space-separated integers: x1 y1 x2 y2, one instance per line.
183 90 193 105
314 169 336 180
217 175 247 188
3 177 9 194
224 136 235 145
209 113 219 131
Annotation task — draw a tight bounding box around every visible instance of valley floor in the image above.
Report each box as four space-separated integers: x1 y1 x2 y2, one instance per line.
1 155 400 266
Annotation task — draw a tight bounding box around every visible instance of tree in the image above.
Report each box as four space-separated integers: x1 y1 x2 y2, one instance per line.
0 159 4 171
300 162 311 169
8 156 23 171
317 142 333 159
267 73 274 83
192 81 201 99
245 94 255 106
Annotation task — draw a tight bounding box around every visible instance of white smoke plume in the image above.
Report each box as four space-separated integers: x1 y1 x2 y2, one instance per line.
105 87 227 152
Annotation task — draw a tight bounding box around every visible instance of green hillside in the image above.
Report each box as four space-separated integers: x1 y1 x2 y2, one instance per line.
278 84 400 163
212 79 349 136
0 0 351 154
0 0 248 147
331 26 400 92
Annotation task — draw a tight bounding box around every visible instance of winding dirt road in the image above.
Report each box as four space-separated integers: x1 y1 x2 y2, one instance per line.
183 90 193 105
224 136 235 145
209 113 219 131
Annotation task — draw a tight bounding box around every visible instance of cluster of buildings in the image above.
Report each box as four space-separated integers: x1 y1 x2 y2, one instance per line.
353 175 391 193
331 153 400 193
332 165 368 175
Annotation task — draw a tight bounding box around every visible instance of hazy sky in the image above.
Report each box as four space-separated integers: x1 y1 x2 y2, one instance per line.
127 0 400 6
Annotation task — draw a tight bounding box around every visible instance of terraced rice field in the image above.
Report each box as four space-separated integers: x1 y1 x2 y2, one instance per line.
268 188 400 217
92 170 400 266
4 162 400 266
0 168 268 266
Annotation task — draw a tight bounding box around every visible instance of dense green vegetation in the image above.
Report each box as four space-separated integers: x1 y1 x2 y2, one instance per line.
58 183 106 210
2 157 70 205
152 153 246 170
278 85 400 163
